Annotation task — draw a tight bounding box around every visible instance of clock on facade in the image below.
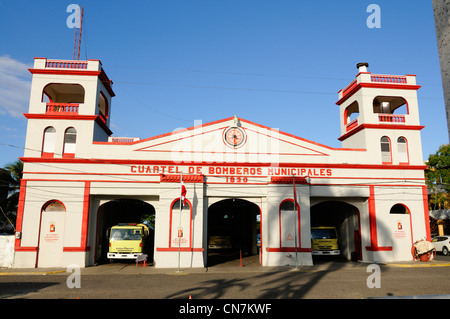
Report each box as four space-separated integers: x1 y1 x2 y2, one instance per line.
223 126 246 148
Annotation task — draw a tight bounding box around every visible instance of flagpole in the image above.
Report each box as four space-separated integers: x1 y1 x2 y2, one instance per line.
178 173 182 272
293 175 298 270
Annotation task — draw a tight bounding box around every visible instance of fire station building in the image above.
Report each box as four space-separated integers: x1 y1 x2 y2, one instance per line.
13 58 430 268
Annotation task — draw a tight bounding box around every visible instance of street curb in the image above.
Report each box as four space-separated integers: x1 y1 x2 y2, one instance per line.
387 262 450 268
0 269 67 276
1 260 449 275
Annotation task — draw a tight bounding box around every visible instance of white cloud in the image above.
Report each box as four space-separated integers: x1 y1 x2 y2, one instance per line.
0 56 32 117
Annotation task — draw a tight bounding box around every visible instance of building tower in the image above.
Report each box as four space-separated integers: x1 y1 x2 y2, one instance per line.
23 58 115 159
336 63 424 165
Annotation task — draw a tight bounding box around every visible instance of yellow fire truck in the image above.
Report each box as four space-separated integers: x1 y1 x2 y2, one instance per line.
311 226 340 255
107 223 150 261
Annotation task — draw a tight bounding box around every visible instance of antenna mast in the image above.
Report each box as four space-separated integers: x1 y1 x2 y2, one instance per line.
73 5 84 60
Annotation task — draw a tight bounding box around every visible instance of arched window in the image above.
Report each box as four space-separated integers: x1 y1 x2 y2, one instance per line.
42 127 56 158
344 101 359 125
63 127 77 157
389 204 410 214
42 200 66 213
373 96 408 115
41 200 66 233
171 198 191 211
280 200 295 212
42 83 85 103
380 136 392 164
397 137 409 164
98 91 109 121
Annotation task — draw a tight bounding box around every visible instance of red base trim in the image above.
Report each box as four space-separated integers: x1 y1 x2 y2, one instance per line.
265 247 312 252
14 246 38 252
63 247 91 252
365 246 392 251
41 152 54 158
156 248 204 252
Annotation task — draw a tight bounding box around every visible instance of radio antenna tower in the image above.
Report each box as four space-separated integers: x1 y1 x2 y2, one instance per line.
73 5 84 60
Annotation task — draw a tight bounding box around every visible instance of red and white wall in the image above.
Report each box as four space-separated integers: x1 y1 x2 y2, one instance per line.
12 58 430 268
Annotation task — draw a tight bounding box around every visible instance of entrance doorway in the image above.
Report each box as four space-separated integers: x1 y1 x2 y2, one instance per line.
95 199 155 264
311 201 361 261
207 199 260 266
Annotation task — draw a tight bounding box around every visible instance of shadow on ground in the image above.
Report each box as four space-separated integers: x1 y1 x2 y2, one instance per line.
166 255 348 299
0 282 59 298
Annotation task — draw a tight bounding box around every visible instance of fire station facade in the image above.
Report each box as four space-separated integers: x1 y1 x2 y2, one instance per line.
13 58 430 268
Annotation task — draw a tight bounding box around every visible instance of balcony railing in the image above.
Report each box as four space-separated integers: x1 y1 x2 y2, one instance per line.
108 137 140 143
378 114 405 123
371 75 407 84
45 60 88 69
46 103 79 114
346 118 359 131
338 73 413 102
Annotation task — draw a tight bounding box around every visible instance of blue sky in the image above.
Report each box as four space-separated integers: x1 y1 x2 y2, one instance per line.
0 0 447 167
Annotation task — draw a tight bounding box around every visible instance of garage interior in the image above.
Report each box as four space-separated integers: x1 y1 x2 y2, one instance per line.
95 198 155 264
207 198 260 266
310 200 361 261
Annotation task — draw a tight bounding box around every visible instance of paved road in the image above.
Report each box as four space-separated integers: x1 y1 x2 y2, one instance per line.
1 256 450 301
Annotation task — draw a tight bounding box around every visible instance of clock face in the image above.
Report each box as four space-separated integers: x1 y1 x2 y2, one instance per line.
224 127 246 148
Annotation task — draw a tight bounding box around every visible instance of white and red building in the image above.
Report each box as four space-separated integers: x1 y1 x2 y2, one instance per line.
13 58 430 268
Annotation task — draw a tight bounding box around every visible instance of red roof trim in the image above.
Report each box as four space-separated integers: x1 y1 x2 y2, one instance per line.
28 68 115 97
23 113 113 136
336 82 421 106
131 116 364 152
338 123 425 141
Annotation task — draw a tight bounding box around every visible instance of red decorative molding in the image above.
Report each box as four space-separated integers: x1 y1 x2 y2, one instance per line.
160 174 204 183
337 82 421 106
23 113 113 136
19 157 427 171
270 176 308 184
338 123 425 142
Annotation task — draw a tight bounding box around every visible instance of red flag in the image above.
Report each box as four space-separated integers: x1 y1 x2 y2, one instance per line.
181 178 187 206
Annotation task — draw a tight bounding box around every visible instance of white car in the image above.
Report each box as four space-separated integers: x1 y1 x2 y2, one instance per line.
431 235 450 256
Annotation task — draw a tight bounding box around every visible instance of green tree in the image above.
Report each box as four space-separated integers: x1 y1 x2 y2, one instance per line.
426 144 450 190
425 144 450 210
0 159 23 233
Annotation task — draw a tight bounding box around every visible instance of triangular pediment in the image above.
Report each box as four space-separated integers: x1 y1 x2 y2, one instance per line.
132 117 331 163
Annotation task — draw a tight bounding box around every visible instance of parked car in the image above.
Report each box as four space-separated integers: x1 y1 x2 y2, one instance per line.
431 235 450 256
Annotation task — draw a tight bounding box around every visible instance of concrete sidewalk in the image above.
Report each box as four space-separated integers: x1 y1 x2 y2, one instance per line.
2 258 450 276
